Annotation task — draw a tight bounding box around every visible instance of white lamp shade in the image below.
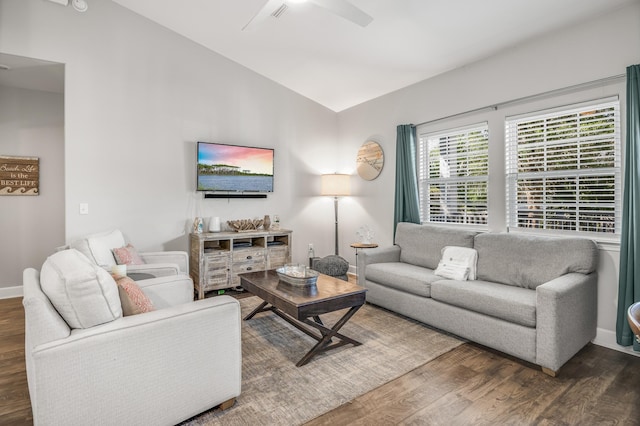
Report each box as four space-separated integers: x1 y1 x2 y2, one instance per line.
321 174 351 196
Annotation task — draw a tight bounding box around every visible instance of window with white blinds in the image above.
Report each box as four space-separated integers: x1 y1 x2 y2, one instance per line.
417 123 489 226
505 98 621 235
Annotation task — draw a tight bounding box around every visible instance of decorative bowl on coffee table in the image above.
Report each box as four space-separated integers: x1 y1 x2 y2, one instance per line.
276 264 319 287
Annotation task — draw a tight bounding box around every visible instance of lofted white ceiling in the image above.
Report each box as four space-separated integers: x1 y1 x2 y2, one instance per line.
28 0 639 111
108 0 637 112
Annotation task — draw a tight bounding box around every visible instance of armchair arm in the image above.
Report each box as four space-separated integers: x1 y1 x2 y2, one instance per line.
357 246 401 286
536 272 597 372
137 274 194 308
30 296 241 426
127 263 181 278
139 251 188 274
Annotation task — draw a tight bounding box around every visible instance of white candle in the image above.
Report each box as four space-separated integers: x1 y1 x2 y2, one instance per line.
210 217 221 232
111 264 127 277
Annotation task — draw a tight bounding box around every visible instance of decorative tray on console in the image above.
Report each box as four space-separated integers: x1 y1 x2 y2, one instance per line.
276 264 319 287
227 219 264 232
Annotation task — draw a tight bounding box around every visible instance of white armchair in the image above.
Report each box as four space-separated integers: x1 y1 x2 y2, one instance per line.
22 267 242 426
69 229 188 277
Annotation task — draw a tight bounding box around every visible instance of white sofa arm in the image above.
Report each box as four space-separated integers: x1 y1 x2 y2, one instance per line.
358 246 401 286
137 274 194 308
30 296 241 426
127 262 181 278
139 251 188 274
360 245 401 264
536 272 597 373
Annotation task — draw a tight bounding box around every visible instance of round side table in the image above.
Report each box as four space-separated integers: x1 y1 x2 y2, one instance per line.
350 242 378 278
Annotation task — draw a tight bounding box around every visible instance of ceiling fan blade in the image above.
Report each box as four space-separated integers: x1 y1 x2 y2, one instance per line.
242 0 286 31
309 0 373 27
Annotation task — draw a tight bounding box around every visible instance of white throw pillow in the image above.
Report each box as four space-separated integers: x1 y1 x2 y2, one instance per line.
434 263 470 281
434 246 478 281
40 249 123 329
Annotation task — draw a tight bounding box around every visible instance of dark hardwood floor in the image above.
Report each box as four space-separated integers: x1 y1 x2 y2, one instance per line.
0 297 31 425
307 342 640 425
3 293 640 425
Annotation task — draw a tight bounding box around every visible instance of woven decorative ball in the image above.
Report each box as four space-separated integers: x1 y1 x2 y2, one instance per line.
313 255 349 281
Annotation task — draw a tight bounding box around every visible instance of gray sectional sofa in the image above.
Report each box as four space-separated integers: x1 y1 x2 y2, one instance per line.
357 222 599 375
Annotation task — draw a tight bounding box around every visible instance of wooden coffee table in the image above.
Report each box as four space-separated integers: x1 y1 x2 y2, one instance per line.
239 269 367 367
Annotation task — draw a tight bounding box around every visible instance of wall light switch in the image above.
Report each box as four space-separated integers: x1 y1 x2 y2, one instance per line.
79 203 89 215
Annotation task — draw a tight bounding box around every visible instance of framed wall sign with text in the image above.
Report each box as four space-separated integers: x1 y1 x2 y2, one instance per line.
0 155 40 196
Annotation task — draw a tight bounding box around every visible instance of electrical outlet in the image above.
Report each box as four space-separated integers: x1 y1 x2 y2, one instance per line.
79 203 89 215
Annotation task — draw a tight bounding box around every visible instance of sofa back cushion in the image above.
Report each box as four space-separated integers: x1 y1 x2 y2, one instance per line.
395 222 478 269
70 229 126 268
474 233 598 289
40 249 123 328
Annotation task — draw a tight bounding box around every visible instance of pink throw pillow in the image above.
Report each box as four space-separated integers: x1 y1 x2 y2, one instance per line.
114 276 154 316
112 244 145 265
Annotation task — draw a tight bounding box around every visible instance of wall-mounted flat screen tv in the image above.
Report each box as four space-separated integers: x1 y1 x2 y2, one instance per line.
197 142 274 193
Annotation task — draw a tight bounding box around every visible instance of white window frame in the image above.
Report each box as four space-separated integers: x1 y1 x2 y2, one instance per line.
417 122 489 228
505 97 621 237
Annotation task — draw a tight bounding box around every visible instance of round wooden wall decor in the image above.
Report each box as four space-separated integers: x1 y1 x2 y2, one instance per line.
356 140 384 180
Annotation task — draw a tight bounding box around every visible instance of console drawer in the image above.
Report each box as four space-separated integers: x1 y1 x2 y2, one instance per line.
232 248 265 262
232 260 266 287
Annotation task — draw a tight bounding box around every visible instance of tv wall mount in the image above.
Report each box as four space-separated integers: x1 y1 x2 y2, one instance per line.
204 192 267 199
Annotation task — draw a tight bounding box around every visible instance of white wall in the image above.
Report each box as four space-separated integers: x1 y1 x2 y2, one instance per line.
0 85 64 291
336 2 640 351
0 0 342 285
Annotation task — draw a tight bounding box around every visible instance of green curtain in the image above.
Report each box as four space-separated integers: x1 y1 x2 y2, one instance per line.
617 64 640 349
394 124 421 238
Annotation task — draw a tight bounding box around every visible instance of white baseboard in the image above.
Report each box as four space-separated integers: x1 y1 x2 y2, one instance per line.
594 327 640 357
0 285 23 299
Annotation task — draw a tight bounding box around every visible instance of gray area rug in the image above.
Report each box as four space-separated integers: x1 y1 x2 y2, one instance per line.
184 296 463 425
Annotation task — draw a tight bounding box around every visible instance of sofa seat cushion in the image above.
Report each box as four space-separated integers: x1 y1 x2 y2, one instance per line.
365 262 439 297
431 279 537 327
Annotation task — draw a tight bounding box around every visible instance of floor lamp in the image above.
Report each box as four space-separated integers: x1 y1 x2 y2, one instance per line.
321 174 351 256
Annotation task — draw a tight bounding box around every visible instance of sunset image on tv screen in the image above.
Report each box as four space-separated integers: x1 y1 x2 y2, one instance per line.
197 143 274 192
